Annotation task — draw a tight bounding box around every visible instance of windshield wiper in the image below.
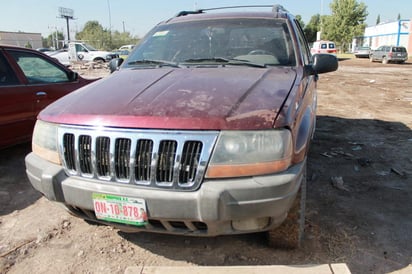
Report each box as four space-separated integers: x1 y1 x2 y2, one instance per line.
183 57 230 63
228 58 267 68
183 57 266 68
127 59 180 68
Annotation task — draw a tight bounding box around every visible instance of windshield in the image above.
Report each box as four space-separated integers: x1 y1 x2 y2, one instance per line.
83 43 98 51
124 18 296 68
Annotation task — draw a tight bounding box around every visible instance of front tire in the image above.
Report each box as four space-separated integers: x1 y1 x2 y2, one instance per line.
266 166 306 249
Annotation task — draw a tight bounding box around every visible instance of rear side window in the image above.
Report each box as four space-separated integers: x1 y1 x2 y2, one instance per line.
7 50 70 84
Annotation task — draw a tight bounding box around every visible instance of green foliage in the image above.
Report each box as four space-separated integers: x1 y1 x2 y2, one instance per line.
376 14 381 25
75 20 139 51
304 14 321 42
322 0 368 52
110 30 140 50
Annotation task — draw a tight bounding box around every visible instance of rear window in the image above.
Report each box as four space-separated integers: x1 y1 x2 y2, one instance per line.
320 43 335 49
392 47 406 53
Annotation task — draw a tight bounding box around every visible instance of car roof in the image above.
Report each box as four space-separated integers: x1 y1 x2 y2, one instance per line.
0 44 46 52
160 5 293 25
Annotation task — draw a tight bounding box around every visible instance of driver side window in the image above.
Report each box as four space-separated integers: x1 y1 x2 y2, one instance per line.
8 50 70 84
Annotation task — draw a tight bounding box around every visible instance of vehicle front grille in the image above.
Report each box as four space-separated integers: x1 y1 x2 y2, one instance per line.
58 126 218 191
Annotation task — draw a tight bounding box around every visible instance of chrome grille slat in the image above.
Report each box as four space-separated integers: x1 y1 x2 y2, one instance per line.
115 138 131 180
63 133 76 171
156 140 177 184
58 126 218 191
180 141 202 184
79 135 92 175
135 139 153 183
96 136 110 177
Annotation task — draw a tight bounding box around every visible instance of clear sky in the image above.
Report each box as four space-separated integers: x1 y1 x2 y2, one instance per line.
1 0 411 39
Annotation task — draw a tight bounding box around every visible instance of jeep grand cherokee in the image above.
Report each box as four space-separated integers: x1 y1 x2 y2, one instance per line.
25 5 338 248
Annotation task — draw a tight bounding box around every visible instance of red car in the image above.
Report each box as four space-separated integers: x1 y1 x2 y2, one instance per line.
0 44 98 149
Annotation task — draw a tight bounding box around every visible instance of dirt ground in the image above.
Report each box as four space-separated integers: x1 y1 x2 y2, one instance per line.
0 58 411 274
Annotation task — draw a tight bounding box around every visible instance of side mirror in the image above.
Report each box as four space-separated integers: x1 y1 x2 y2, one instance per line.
68 71 79 81
311 54 339 74
109 58 124 73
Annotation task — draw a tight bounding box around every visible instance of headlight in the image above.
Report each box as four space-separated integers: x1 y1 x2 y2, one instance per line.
206 130 292 178
32 120 60 164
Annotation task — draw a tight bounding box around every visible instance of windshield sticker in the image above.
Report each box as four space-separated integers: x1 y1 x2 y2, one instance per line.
153 30 169 37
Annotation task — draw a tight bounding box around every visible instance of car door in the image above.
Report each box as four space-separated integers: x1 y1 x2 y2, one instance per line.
292 20 318 157
75 44 91 61
374 46 384 60
1 48 81 148
0 50 36 148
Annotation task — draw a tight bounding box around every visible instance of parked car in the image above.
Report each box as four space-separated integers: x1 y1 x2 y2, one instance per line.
311 40 337 56
0 44 98 149
49 42 119 66
26 5 338 248
353 46 370 58
369 45 408 64
36 47 55 54
119 44 135 51
111 49 130 59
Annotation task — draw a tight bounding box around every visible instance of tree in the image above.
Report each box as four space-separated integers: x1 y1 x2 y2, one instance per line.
376 14 380 25
75 20 140 50
76 21 111 50
397 13 401 20
322 0 368 52
110 30 140 50
304 14 321 42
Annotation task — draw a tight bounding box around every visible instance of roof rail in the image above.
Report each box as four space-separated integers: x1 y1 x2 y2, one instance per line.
175 10 204 17
272 4 289 14
175 4 289 17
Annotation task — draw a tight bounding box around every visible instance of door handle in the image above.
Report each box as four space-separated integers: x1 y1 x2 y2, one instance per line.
36 91 47 96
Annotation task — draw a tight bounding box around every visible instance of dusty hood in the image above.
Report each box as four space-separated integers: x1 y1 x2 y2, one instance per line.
40 67 296 130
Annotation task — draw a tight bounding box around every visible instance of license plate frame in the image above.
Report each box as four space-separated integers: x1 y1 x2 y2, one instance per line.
92 193 148 226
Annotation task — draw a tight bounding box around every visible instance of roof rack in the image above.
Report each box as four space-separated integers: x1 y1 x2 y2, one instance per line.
175 4 289 18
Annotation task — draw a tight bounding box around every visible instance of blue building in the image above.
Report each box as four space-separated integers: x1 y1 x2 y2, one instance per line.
353 19 411 54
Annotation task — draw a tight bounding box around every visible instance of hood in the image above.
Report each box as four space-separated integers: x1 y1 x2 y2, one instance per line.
40 67 296 130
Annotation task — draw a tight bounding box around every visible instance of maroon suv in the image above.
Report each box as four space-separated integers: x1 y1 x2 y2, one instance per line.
26 5 338 248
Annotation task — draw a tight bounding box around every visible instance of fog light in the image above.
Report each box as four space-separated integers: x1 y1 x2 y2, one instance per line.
232 217 270 231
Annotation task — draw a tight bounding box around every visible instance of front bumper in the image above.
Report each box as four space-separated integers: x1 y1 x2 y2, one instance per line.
26 152 305 236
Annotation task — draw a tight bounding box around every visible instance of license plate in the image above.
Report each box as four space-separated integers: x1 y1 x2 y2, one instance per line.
92 193 148 226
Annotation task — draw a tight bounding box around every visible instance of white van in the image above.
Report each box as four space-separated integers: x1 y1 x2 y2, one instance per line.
311 40 337 56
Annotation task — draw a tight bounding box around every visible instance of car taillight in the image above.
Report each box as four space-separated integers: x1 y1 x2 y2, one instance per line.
388 52 393 57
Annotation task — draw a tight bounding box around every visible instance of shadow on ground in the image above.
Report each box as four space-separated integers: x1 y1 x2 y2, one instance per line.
0 142 41 215
115 116 412 274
